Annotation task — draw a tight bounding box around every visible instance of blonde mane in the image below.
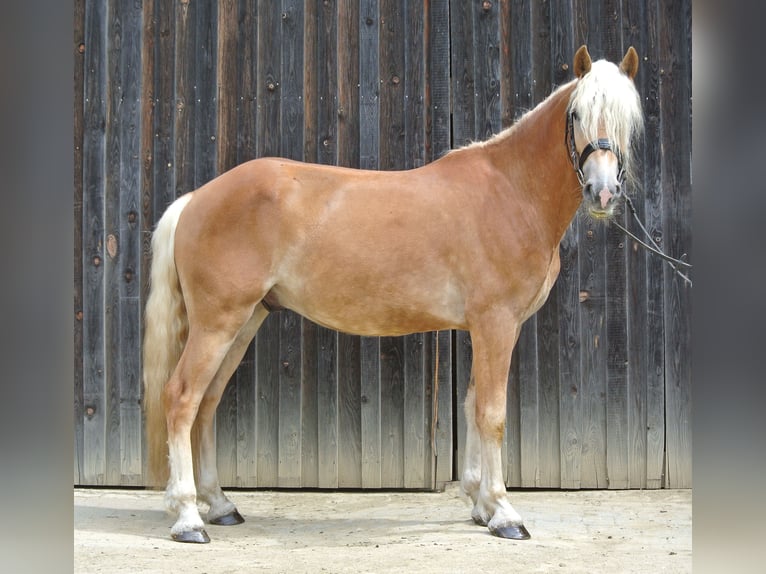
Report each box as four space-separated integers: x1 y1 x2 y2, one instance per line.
568 59 644 186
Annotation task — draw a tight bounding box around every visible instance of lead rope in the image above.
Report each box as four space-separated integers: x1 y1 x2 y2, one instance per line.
430 330 440 491
612 195 693 287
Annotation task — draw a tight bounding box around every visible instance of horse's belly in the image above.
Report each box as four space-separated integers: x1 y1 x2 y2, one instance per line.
268 279 466 337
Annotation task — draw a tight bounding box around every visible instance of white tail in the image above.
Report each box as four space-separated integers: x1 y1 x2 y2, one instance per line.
143 193 193 487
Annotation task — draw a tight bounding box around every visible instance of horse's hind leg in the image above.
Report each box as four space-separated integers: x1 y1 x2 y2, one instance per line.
195 304 269 526
163 309 255 543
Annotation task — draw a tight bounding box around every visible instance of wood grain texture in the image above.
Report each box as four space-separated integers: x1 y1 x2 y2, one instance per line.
74 0 691 490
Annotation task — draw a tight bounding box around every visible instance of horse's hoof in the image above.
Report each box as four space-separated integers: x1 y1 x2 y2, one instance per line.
490 524 531 540
209 510 245 526
472 515 488 527
171 528 211 543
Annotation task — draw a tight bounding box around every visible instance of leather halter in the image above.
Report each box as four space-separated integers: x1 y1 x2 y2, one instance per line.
566 111 625 186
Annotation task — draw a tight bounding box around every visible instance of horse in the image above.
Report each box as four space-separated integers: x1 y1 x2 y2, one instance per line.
143 45 643 543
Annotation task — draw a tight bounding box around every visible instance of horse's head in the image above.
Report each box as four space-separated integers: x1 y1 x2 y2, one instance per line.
567 45 643 220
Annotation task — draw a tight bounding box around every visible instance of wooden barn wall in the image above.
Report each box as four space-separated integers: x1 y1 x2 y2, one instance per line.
74 0 692 489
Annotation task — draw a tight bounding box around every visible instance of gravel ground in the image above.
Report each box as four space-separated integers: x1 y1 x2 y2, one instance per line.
74 485 691 573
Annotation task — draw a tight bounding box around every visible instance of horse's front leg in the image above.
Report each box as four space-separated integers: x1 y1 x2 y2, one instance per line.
465 315 530 540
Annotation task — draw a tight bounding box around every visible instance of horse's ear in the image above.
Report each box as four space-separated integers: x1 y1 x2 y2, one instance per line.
573 45 592 78
619 46 639 80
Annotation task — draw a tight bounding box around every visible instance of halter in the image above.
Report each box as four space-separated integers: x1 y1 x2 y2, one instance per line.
565 110 626 186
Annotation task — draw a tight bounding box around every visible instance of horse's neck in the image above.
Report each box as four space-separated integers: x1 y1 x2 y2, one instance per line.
484 83 581 244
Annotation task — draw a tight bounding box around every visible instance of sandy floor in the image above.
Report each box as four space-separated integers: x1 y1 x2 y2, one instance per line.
74 485 691 573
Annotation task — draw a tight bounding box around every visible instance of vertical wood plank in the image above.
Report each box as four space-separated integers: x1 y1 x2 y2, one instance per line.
214 0 240 487
659 0 692 489
103 0 125 486
550 0 581 491
378 0 406 489
619 0 648 490
254 0 282 487
73 0 86 485
448 0 475 146
173 0 195 198
449 0 475 480
360 336 382 488
116 0 144 485
82 0 108 485
335 0 362 489
234 0 259 487
139 0 157 484
358 0 382 489
153 0 177 213
277 0 305 487
642 0 666 489
402 0 428 489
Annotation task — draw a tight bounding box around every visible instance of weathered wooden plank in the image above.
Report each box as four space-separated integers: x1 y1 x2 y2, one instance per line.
233 0 259 487
73 0 86 485
102 0 127 486
433 330 453 485
642 0 666 489
212 0 239 487
427 0 451 163
448 0 475 146
336 0 360 169
235 353 257 486
173 0 195 198
380 335 405 488
337 333 362 487
570 1 605 491
217 0 239 174
659 0 692 489
359 0 380 170
401 0 428 489
531 0 560 489
316 326 340 488
358 0 382 489
550 0 581 491
115 0 144 486
237 0 259 164
473 0 501 141
82 0 107 485
619 0 649 490
377 0 406 489
334 0 362 489
360 336 382 488
277 0 305 488
253 1 282 487
404 0 425 169
138 0 157 485
193 0 218 187
427 0 454 487
307 0 342 489
449 0 475 480
403 333 426 488
153 0 177 215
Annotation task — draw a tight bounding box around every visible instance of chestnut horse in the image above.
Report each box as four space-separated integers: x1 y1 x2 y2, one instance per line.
143 45 643 543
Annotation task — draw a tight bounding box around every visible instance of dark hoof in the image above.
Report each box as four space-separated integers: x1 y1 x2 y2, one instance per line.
490 524 531 540
472 515 488 527
171 528 211 544
209 510 245 526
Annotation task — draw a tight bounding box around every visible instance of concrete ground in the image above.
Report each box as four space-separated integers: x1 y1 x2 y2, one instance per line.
74 486 691 573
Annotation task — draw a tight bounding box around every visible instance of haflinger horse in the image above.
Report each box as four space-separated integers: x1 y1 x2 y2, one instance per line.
143 45 643 543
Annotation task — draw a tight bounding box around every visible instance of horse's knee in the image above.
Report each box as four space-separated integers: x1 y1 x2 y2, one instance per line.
475 407 506 443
